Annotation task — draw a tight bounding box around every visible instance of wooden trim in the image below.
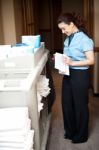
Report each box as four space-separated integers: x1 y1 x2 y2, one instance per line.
22 0 35 35
94 47 99 52
39 29 51 32
83 0 94 39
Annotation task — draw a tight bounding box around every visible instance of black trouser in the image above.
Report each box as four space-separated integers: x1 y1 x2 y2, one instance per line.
62 69 89 141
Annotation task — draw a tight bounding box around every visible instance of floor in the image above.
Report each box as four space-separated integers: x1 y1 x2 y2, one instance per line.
47 70 99 150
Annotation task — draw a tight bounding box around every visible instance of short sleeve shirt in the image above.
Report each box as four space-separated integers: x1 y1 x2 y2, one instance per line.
63 31 94 69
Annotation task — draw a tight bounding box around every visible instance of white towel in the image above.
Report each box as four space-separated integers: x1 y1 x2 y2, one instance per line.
0 148 34 150
38 103 44 113
0 118 31 137
0 107 29 131
0 107 29 118
54 52 70 76
24 130 34 150
0 130 34 149
37 75 50 113
0 45 11 60
37 75 50 98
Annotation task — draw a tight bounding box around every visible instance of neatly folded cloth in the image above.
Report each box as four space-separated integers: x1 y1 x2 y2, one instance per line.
0 130 34 149
0 118 31 137
0 107 29 131
0 148 34 150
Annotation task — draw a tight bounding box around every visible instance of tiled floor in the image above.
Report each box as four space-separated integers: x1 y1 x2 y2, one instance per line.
47 70 99 150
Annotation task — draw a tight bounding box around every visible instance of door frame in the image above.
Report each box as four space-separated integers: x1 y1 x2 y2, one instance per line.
83 0 94 38
83 0 94 87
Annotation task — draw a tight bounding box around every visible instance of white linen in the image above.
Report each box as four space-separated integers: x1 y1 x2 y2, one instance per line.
0 119 31 142
54 52 70 75
0 130 34 148
38 103 43 113
0 107 34 150
0 45 11 60
37 75 50 112
0 148 34 150
37 75 50 98
0 107 29 131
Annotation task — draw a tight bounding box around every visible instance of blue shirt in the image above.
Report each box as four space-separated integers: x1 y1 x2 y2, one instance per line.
63 31 94 69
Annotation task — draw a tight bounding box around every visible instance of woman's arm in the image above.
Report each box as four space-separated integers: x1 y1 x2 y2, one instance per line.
63 50 94 67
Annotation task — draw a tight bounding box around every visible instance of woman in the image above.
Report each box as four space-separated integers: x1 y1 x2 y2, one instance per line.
57 12 94 143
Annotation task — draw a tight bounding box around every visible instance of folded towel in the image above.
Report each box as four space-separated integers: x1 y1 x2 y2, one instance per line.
0 130 34 149
37 75 50 98
0 148 34 150
0 107 29 120
0 118 31 137
0 107 29 131
0 45 11 60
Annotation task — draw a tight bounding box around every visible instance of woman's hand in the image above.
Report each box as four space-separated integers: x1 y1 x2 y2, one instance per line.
62 55 73 66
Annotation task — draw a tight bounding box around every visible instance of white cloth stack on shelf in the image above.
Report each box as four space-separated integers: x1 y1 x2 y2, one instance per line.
0 107 34 150
37 75 50 112
0 45 11 60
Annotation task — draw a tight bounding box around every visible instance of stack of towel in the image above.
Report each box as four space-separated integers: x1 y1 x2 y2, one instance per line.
37 75 50 113
0 107 34 150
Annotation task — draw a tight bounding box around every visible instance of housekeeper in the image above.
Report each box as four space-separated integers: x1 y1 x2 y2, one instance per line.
57 12 94 143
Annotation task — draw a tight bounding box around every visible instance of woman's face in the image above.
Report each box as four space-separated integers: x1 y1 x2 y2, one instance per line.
58 21 74 36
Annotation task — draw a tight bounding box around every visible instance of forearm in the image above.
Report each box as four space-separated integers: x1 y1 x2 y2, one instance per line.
63 51 94 67
70 59 94 67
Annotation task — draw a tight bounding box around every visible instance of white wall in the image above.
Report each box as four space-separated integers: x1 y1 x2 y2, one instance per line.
0 0 23 45
0 1 4 44
1 0 16 44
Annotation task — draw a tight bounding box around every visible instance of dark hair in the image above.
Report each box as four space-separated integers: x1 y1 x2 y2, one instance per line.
57 12 87 34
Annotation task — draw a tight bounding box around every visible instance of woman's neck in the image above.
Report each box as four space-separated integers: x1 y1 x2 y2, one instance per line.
72 26 79 34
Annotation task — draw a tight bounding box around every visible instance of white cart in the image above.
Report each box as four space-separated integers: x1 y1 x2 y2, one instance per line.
0 45 51 150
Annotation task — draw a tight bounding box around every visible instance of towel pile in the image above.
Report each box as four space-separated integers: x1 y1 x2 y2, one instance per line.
37 75 50 113
0 107 34 150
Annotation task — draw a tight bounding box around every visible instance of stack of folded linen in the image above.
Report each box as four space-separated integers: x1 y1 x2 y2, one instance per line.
0 107 34 150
